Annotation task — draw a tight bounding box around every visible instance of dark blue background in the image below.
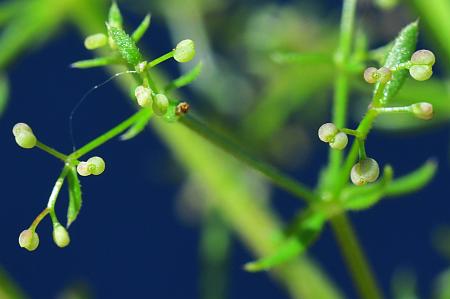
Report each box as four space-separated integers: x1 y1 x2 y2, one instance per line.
0 1 449 298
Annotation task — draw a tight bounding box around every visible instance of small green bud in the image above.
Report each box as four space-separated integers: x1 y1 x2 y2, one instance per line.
329 132 348 150
135 85 152 107
411 49 435 66
77 162 91 177
350 158 380 186
15 131 37 149
84 33 108 50
12 122 32 136
409 65 433 81
135 61 147 73
19 229 39 251
377 67 392 83
174 39 195 63
411 102 433 120
53 225 70 248
318 123 338 142
363 67 378 84
152 94 169 116
87 156 106 176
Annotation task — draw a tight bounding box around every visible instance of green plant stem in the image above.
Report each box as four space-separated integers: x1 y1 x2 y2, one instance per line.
180 114 317 203
330 213 383 299
35 141 68 161
149 51 174 68
30 208 50 231
46 166 70 211
69 108 149 160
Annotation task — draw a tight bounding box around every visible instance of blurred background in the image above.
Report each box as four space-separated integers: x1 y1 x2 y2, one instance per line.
0 0 449 298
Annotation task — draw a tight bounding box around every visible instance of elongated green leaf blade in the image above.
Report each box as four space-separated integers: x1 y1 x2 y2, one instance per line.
164 62 203 92
379 21 418 104
67 166 82 227
120 109 153 140
70 55 120 69
385 160 437 197
108 1 123 29
244 210 325 272
132 14 151 42
0 73 8 117
108 25 142 66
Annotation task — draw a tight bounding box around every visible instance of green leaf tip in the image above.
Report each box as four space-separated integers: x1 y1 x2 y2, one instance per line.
379 21 419 104
132 14 151 42
164 61 203 92
107 24 142 66
108 1 123 29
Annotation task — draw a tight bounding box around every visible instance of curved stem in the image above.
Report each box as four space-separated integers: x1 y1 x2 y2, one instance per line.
35 141 68 161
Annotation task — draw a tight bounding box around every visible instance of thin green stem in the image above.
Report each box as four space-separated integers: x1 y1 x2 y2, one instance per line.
35 141 68 161
69 108 149 160
30 208 50 231
180 114 317 203
149 51 174 68
373 106 412 114
46 166 70 210
340 128 362 138
330 213 383 299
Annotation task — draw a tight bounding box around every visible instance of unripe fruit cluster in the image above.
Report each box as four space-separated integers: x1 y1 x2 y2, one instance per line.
409 49 435 81
77 156 106 177
174 39 196 63
12 123 37 149
363 67 392 84
19 229 39 251
350 158 380 186
318 123 348 150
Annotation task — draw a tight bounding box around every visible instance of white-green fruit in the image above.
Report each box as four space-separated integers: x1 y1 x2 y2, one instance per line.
152 94 169 116
19 229 39 251
409 65 432 81
87 156 106 175
412 102 433 120
350 158 380 186
377 67 392 83
84 33 108 50
411 49 435 66
77 162 91 177
135 85 152 107
329 132 348 150
318 123 338 142
53 225 70 248
15 132 37 149
12 123 32 136
363 67 378 84
174 39 195 63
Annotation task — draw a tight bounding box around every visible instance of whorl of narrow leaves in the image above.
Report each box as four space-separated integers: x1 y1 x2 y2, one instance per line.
107 25 142 66
378 21 418 104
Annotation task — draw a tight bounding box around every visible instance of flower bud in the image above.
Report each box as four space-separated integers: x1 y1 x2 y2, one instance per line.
329 132 348 150
53 225 70 248
377 67 392 83
135 85 152 107
15 131 37 149
350 158 380 186
77 162 91 176
135 61 147 73
409 65 432 81
84 33 108 50
12 123 32 137
318 123 338 142
19 229 39 251
411 49 435 66
152 94 169 116
174 39 195 63
363 67 378 84
87 156 105 175
411 102 433 120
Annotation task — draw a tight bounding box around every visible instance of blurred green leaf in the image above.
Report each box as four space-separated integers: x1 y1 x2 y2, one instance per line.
434 269 450 299
0 1 23 26
270 52 333 65
164 62 203 92
67 166 82 227
120 109 153 140
108 1 123 29
0 267 27 299
378 21 418 105
391 269 419 299
107 25 142 66
0 73 9 117
432 227 450 262
244 210 325 272
70 55 121 69
132 14 151 42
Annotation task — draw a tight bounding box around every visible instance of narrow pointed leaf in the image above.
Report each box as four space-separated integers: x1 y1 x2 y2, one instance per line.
132 14 151 42
0 73 8 117
164 62 203 92
108 1 123 29
70 55 121 69
67 166 82 227
244 210 325 272
108 25 142 66
120 109 153 140
378 21 418 104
